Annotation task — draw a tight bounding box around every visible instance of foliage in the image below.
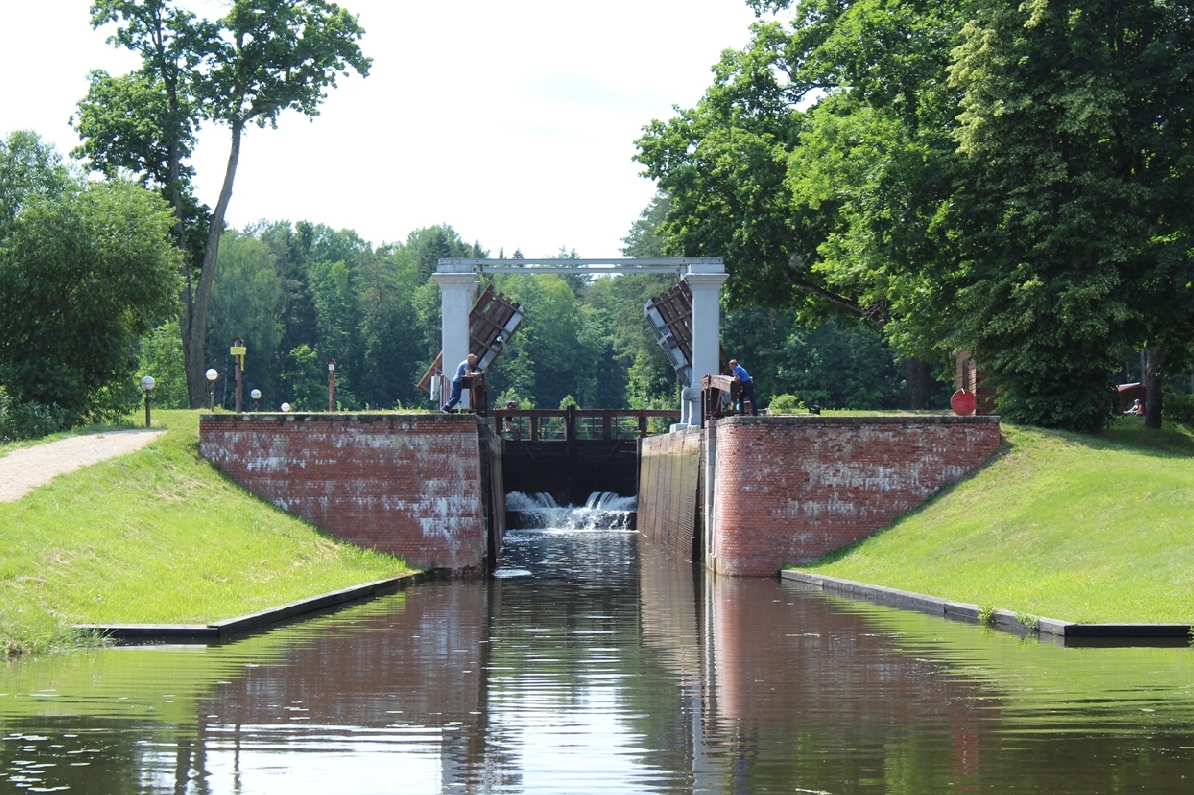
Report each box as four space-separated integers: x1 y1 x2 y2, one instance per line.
768 394 801 414
636 0 1194 432
77 0 371 407
1163 393 1194 426
0 132 182 427
137 320 189 409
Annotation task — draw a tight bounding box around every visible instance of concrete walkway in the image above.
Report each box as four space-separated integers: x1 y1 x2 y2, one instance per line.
0 429 164 502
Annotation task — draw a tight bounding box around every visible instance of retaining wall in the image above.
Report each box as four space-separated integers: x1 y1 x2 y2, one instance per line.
198 414 498 575
638 415 1002 576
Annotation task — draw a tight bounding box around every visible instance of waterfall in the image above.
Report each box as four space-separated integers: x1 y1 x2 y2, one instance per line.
505 491 637 531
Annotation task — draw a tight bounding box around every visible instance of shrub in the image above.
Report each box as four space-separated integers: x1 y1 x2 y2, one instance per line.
768 394 803 414
1163 392 1194 425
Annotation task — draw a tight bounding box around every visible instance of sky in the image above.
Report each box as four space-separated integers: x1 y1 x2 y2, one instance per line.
0 0 762 258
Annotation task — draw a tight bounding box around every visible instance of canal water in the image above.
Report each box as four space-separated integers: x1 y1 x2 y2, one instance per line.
2 500 1193 794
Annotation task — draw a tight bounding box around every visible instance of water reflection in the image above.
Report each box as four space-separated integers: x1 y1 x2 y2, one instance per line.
2 525 1193 793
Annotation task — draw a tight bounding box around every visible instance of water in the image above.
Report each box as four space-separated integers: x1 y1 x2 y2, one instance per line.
505 491 637 531
2 501 1193 793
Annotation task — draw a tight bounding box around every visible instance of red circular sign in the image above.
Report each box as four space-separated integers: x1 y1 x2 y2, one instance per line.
951 389 977 416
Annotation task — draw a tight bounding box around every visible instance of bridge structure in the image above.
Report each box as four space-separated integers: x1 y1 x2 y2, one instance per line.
432 258 727 424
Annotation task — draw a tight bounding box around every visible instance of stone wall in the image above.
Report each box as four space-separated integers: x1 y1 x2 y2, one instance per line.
198 414 495 575
707 416 1002 576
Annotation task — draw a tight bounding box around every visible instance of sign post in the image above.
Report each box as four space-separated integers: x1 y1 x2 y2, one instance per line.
328 359 336 412
230 338 246 413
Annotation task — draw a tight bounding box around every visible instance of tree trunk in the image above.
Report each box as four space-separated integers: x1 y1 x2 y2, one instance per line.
186 120 243 409
906 357 931 410
1144 346 1163 429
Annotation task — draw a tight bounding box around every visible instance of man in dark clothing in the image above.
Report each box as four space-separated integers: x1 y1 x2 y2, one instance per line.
729 358 758 416
442 354 479 412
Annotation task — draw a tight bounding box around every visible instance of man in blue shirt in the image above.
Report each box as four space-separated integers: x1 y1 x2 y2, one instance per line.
442 353 479 412
729 358 758 416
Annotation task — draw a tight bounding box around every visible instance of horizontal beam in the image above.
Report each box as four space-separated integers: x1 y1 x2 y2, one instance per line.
440 257 723 267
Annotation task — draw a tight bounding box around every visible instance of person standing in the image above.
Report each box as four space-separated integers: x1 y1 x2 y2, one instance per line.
728 358 758 416
442 354 479 412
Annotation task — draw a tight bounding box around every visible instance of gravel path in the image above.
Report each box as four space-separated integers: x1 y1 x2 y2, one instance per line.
0 429 165 503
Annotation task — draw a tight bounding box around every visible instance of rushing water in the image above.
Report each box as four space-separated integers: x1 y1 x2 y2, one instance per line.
2 500 1194 794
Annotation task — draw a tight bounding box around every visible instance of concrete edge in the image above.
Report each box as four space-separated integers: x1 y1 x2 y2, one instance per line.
779 570 1191 641
75 571 428 644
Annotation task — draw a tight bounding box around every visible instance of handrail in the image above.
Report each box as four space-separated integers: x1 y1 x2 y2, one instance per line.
493 408 681 441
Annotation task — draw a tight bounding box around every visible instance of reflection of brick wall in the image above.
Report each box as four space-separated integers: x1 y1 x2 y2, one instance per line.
709 416 1001 576
954 351 998 415
638 427 703 559
199 414 490 574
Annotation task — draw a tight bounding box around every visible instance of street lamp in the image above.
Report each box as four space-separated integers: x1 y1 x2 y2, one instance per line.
140 375 155 428
250 388 262 411
281 402 291 412
206 368 218 411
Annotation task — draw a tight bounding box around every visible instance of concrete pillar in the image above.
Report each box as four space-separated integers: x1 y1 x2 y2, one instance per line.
432 265 479 409
683 263 729 426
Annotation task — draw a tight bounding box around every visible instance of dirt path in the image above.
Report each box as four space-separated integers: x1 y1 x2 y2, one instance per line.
0 429 165 503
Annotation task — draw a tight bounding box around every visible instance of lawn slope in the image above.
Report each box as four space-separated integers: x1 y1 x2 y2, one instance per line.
0 410 412 657
794 418 1194 624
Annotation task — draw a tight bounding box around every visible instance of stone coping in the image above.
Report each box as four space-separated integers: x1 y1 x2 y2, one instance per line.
781 570 1191 642
720 413 1002 424
75 572 427 644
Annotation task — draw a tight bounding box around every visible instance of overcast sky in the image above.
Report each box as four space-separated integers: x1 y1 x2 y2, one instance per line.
0 0 761 257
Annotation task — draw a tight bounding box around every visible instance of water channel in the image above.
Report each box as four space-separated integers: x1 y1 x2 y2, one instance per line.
2 497 1193 794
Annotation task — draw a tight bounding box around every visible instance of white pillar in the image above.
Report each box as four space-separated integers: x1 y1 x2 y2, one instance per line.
432 266 478 409
683 263 729 426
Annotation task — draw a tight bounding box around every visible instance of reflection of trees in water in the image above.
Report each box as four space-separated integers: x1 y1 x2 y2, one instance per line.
4 532 1194 793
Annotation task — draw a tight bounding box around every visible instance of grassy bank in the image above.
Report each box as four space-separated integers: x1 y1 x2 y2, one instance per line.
0 410 413 658
792 417 1194 624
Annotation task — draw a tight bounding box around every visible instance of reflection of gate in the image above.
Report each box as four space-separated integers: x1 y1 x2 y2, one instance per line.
417 283 525 408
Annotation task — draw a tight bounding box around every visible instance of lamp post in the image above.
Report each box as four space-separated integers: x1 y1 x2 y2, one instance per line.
206 368 218 411
328 358 336 412
140 375 155 428
281 402 291 413
250 389 261 412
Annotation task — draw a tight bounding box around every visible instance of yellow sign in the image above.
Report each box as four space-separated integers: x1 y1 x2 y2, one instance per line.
230 345 246 373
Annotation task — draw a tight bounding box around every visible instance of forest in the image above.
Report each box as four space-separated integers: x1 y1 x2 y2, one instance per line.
142 215 934 416
3 0 1193 438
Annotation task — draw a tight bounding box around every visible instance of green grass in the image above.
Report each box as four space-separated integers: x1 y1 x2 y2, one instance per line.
0 410 413 658
793 416 1194 625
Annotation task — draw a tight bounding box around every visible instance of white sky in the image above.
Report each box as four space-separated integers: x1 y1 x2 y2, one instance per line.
0 0 761 257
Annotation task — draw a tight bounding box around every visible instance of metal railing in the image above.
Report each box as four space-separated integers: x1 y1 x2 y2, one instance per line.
493 407 681 441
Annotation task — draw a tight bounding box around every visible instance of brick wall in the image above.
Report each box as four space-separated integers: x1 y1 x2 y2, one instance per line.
198 414 493 575
709 416 1002 576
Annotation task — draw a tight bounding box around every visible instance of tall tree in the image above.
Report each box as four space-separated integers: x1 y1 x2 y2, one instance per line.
0 133 181 421
77 0 370 408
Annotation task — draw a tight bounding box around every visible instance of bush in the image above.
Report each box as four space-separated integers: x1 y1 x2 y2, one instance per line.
768 394 803 414
0 386 69 442
1164 392 1194 425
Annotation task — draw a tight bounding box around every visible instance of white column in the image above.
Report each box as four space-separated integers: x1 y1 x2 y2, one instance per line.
432 266 478 409
683 263 729 426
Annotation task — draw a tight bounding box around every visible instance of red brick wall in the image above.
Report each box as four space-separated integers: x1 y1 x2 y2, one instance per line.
709 416 1002 575
199 414 490 574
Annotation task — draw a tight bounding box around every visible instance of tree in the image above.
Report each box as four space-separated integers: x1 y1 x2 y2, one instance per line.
944 0 1194 430
638 0 1194 431
0 134 181 421
78 0 371 408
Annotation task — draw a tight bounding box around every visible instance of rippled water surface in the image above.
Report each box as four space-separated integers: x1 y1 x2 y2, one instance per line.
2 521 1193 794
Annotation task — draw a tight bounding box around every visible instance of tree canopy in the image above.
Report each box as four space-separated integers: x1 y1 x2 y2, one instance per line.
0 132 181 426
75 0 371 408
636 0 1194 431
